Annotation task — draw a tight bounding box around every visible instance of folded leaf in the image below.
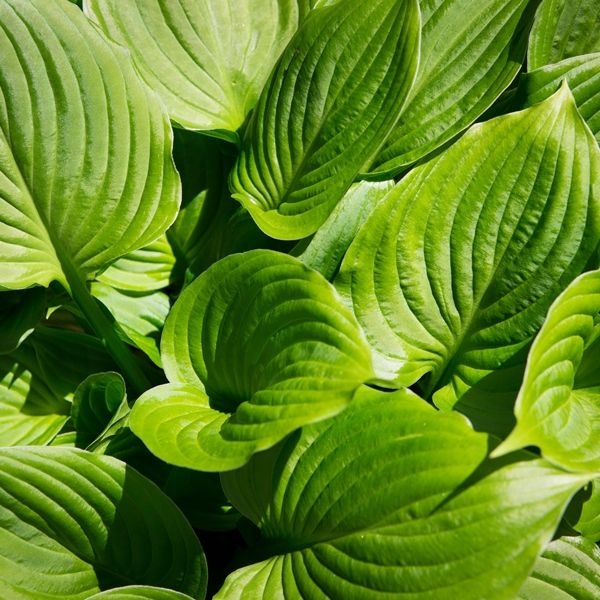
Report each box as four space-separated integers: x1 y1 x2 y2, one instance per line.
0 0 179 291
517 536 600 599
336 85 600 422
131 250 374 470
230 0 420 239
85 0 300 139
367 0 536 177
0 447 207 599
528 0 600 70
495 270 600 472
218 388 589 599
516 53 600 141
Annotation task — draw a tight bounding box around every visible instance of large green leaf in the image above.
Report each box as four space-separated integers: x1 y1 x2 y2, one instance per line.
518 536 600 599
528 0 600 70
0 447 206 599
514 53 600 141
367 0 537 177
130 250 374 471
230 0 420 239
85 0 300 139
495 270 600 472
0 0 179 291
217 388 589 599
336 85 600 424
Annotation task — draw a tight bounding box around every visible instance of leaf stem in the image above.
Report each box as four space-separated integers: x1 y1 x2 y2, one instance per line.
62 259 151 396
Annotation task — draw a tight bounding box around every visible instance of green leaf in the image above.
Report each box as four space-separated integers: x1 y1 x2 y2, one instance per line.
528 0 600 70
84 0 300 139
91 282 170 367
97 236 175 293
566 479 600 542
298 180 395 281
367 0 537 177
516 53 600 141
218 388 589 599
0 447 206 599
495 270 600 472
0 288 46 354
336 85 600 424
71 372 128 449
0 0 179 291
518 536 600 599
131 250 374 471
88 587 196 600
230 0 420 239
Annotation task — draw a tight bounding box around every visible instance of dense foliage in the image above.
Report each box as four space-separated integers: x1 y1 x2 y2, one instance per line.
1 0 600 597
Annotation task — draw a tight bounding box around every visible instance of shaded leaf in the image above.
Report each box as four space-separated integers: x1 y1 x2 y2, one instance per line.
0 447 206 599
566 479 600 542
0 287 46 354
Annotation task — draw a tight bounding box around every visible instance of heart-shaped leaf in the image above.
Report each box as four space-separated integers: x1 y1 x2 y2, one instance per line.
528 0 600 70
130 250 374 471
0 446 207 599
230 0 420 239
0 0 179 291
218 388 589 599
85 0 300 139
495 270 600 472
367 0 536 177
336 85 600 426
517 536 600 599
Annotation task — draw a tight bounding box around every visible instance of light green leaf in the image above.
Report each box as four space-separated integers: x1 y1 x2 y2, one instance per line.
0 288 46 354
230 0 420 239
0 0 179 291
88 587 196 600
131 250 374 471
0 447 206 599
528 0 600 70
71 372 128 449
98 236 175 293
518 536 600 599
218 388 589 599
495 270 600 472
91 282 170 367
566 479 600 541
367 0 536 177
298 180 395 281
516 53 600 141
84 0 300 139
336 85 600 425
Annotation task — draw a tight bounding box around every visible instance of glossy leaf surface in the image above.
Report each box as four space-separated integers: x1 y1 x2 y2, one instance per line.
231 0 420 239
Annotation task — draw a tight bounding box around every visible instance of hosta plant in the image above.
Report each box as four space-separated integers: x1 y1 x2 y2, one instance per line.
1 0 600 598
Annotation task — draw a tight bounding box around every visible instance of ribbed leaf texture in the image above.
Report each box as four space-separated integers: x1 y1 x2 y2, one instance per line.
0 0 179 290
367 0 536 177
336 85 600 429
230 0 420 239
0 447 207 599
85 0 299 139
496 270 600 472
518 537 600 599
218 388 589 599
528 0 600 69
130 250 374 471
